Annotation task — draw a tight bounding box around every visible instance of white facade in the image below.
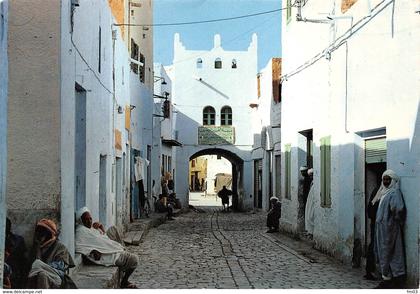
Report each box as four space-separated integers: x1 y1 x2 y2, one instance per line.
251 58 282 211
60 0 132 253
128 0 155 218
172 33 258 210
6 0 153 262
281 0 419 286
153 63 178 197
0 0 8 283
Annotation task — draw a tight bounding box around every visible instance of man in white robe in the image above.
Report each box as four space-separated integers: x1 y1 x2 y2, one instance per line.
75 207 138 288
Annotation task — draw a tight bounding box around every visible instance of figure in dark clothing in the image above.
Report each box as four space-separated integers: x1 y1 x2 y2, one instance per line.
266 197 282 233
298 167 312 231
194 178 200 192
27 219 76 289
217 186 233 212
5 218 28 288
365 184 380 280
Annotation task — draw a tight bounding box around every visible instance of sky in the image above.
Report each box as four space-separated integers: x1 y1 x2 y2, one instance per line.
153 0 282 71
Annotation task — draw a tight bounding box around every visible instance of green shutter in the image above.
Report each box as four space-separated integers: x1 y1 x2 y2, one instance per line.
365 137 386 164
286 0 292 24
325 136 331 206
284 144 291 199
320 136 331 207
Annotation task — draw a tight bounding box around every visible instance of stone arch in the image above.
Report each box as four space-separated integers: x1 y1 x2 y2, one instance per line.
189 147 245 211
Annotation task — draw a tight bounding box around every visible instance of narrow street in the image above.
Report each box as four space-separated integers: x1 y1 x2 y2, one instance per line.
129 209 378 289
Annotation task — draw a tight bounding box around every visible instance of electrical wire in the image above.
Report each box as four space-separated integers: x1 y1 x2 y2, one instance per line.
114 6 292 27
281 0 394 83
70 8 112 94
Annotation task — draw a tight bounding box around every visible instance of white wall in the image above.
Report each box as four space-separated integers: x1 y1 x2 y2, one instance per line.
281 0 420 285
172 34 257 209
0 0 8 283
61 0 132 251
251 59 282 210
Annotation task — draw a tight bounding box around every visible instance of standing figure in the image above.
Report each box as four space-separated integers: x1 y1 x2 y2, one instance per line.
266 197 282 233
298 166 312 231
217 186 233 212
304 169 315 236
374 170 406 289
365 180 381 280
194 177 200 192
27 219 76 289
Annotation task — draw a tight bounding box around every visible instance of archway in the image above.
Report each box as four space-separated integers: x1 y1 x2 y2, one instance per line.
188 148 244 211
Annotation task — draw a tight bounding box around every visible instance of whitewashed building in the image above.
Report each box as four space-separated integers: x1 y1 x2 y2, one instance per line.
172 33 258 210
281 0 419 286
128 0 155 219
153 63 181 198
6 0 153 261
0 0 8 283
251 58 282 211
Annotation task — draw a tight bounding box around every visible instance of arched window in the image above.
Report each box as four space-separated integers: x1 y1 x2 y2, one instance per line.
203 106 215 125
231 59 237 68
214 58 222 69
196 58 203 69
221 106 232 125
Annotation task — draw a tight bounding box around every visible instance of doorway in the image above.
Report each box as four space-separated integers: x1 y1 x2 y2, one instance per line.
116 157 122 226
254 159 262 209
99 155 107 225
297 129 313 231
364 137 386 260
75 83 86 210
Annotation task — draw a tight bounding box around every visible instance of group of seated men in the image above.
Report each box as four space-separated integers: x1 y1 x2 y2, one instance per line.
4 207 138 289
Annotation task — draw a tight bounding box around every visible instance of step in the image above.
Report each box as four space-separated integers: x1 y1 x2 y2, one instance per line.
71 263 120 289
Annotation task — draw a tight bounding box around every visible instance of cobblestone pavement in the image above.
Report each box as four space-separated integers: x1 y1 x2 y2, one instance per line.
128 208 378 289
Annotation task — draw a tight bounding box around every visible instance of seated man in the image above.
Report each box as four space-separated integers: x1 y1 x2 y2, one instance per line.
75 207 138 289
266 197 282 233
5 217 28 288
27 219 76 289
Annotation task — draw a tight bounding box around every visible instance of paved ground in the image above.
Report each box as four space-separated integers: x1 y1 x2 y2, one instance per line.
128 208 378 289
188 191 224 207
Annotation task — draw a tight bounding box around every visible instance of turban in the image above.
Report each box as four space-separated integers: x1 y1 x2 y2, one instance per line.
300 166 308 171
36 219 58 248
372 169 400 205
270 196 279 202
76 206 90 222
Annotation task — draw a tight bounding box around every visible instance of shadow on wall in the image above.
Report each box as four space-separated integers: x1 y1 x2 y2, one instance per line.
279 102 420 288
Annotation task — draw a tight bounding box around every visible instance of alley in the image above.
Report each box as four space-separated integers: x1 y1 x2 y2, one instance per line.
129 210 378 289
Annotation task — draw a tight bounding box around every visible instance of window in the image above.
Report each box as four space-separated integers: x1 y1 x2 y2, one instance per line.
98 26 102 73
220 106 232 125
197 58 203 68
139 53 145 83
275 155 281 199
231 59 237 68
320 136 331 207
215 58 222 69
284 144 291 199
203 106 215 125
286 0 292 24
130 39 139 74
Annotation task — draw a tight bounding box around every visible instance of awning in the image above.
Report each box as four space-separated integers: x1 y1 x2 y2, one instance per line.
162 139 182 147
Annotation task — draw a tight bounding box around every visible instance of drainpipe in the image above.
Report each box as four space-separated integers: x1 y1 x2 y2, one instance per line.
296 0 331 24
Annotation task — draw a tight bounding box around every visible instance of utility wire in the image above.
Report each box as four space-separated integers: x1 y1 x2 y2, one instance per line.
114 7 287 27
